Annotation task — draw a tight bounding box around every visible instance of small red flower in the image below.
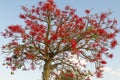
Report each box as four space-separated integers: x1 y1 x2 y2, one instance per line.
101 47 108 52
79 25 84 30
111 39 117 48
85 10 90 14
95 71 103 78
2 45 6 49
6 57 12 61
19 14 26 19
100 13 107 20
107 33 115 39
65 6 70 10
10 41 18 45
55 9 60 16
101 60 107 64
96 54 102 60
30 31 36 36
51 34 58 40
108 54 113 58
71 39 77 49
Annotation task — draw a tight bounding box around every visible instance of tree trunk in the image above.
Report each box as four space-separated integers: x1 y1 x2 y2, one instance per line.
43 59 51 80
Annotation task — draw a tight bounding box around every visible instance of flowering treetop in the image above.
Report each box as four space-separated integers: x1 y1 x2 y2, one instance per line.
1 0 119 80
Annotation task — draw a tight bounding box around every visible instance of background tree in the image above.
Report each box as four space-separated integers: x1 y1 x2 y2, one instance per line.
1 0 119 80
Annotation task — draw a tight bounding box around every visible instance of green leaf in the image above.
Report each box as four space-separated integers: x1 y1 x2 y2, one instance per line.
11 71 14 75
17 64 22 69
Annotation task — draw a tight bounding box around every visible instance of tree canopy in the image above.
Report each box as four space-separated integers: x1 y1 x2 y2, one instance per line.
1 0 119 80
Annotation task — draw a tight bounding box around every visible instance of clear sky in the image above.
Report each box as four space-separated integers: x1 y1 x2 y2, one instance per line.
0 0 120 80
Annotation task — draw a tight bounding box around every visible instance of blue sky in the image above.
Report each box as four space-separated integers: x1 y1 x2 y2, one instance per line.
0 0 120 80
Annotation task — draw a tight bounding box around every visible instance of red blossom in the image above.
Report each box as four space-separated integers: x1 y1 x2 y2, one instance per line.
9 41 18 46
97 29 107 35
107 19 112 23
65 6 70 10
6 57 12 61
25 20 32 26
70 39 77 49
107 33 115 39
8 25 24 33
30 24 45 34
100 13 107 20
43 1 54 11
36 36 41 42
101 60 107 64
70 9 75 15
19 14 26 19
55 9 60 16
111 39 117 48
108 54 113 58
85 10 90 14
31 9 35 13
100 47 108 52
11 66 16 71
29 31 36 36
79 25 85 30
51 34 58 40
96 53 102 60
95 71 103 78
2 45 6 49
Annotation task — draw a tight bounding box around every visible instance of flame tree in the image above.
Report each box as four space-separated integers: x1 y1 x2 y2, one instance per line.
1 0 119 80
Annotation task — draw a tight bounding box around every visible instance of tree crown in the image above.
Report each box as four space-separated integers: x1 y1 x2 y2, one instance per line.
1 0 119 79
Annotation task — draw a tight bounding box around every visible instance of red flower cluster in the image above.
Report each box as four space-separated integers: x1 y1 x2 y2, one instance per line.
41 0 55 11
97 29 107 36
1 0 119 79
8 25 24 33
70 39 77 49
51 34 58 40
